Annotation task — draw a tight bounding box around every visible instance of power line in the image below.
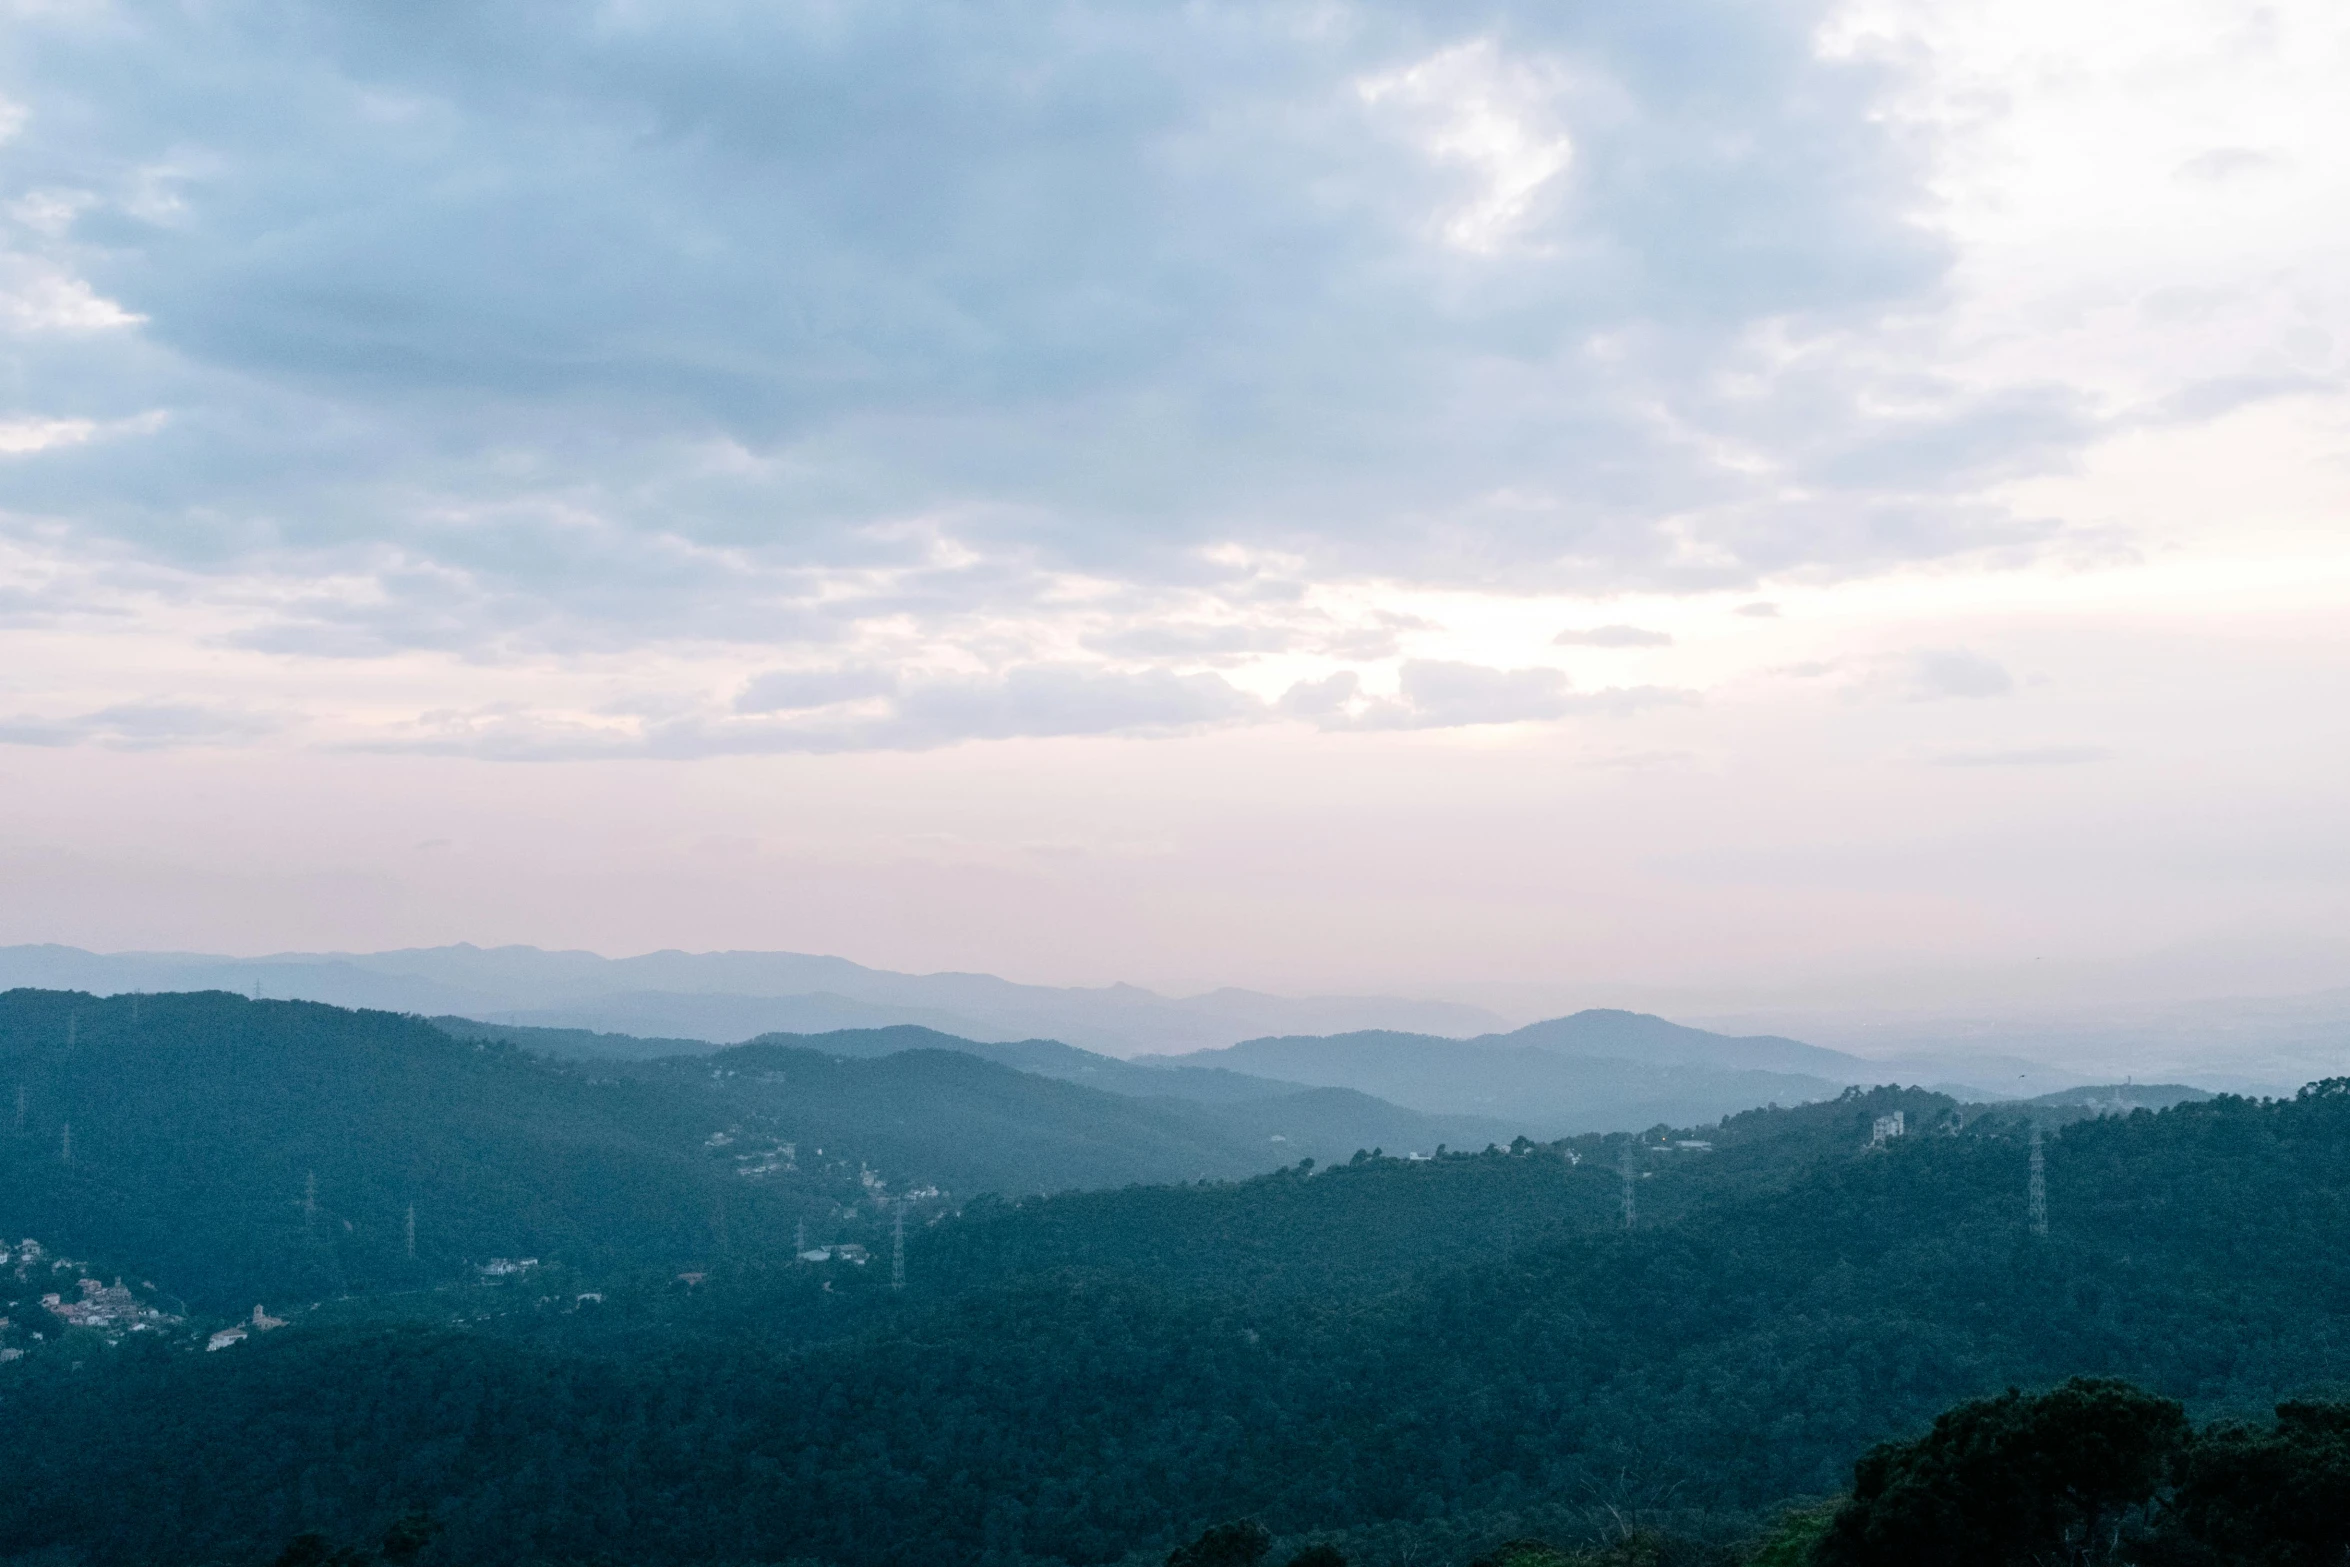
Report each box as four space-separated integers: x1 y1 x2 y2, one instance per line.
2028 1122 2048 1238
1620 1141 1636 1230
891 1202 906 1291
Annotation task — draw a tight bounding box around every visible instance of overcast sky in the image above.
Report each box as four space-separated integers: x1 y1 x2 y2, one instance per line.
1 0 2344 1006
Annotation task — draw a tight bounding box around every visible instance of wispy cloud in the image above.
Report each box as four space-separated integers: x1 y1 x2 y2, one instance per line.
1553 624 1673 647
0 702 277 750
1337 661 1694 731
1907 649 2016 701
1929 745 2112 768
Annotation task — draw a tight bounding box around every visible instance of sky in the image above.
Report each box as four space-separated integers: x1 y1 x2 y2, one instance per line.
1 0 2345 1008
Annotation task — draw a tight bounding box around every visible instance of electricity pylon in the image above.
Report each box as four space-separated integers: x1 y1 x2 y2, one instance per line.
2028 1122 2048 1238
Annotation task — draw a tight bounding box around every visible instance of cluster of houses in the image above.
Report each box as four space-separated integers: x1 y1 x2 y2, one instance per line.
707 1127 799 1180
41 1276 177 1334
0 1236 187 1350
0 1237 303 1360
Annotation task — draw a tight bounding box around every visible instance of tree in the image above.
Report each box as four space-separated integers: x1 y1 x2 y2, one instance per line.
1168 1521 1271 1567
1814 1378 2189 1566
2145 1400 2350 1567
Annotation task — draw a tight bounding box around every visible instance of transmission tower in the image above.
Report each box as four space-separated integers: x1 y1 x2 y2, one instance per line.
795 1218 806 1258
64 1013 75 1050
2027 1122 2048 1238
1620 1141 1636 1230
891 1202 906 1291
59 1122 71 1167
304 1171 318 1233
14 1084 23 1133
404 1204 417 1261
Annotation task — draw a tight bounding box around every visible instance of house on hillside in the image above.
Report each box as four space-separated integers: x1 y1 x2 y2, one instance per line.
799 1244 870 1265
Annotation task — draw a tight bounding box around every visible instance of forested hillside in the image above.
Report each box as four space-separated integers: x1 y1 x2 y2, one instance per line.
0 990 1513 1310
0 1043 2343 1567
0 989 825 1307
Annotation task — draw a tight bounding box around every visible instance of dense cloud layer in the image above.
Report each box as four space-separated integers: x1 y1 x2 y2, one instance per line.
0 0 2040 664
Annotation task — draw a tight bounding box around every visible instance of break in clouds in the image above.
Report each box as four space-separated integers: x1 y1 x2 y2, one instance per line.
0 0 2165 752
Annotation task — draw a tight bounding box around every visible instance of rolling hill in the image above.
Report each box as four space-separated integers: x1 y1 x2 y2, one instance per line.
0 990 1518 1310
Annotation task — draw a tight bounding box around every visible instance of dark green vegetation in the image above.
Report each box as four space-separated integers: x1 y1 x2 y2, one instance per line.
0 987 830 1310
0 990 1504 1311
1810 1377 2350 1565
0 989 2340 1567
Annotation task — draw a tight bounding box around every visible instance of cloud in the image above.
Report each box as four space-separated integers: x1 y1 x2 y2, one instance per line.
1357 38 1574 254
2145 374 2337 426
1345 660 1693 730
1929 745 2111 767
1553 623 1673 647
379 665 1271 759
0 416 96 455
735 666 897 714
1278 671 1361 720
882 667 1261 747
0 409 167 456
0 702 277 749
2173 147 2281 184
0 0 2061 675
1734 602 1781 619
1908 649 2016 700
359 651 1707 759
1081 624 1296 663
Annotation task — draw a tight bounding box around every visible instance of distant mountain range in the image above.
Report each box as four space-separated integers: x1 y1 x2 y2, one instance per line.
455 1009 1873 1139
1135 1010 1862 1134
0 944 1504 1055
436 1017 1522 1176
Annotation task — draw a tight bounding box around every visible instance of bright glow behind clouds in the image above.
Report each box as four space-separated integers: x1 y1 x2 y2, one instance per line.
0 0 2344 999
